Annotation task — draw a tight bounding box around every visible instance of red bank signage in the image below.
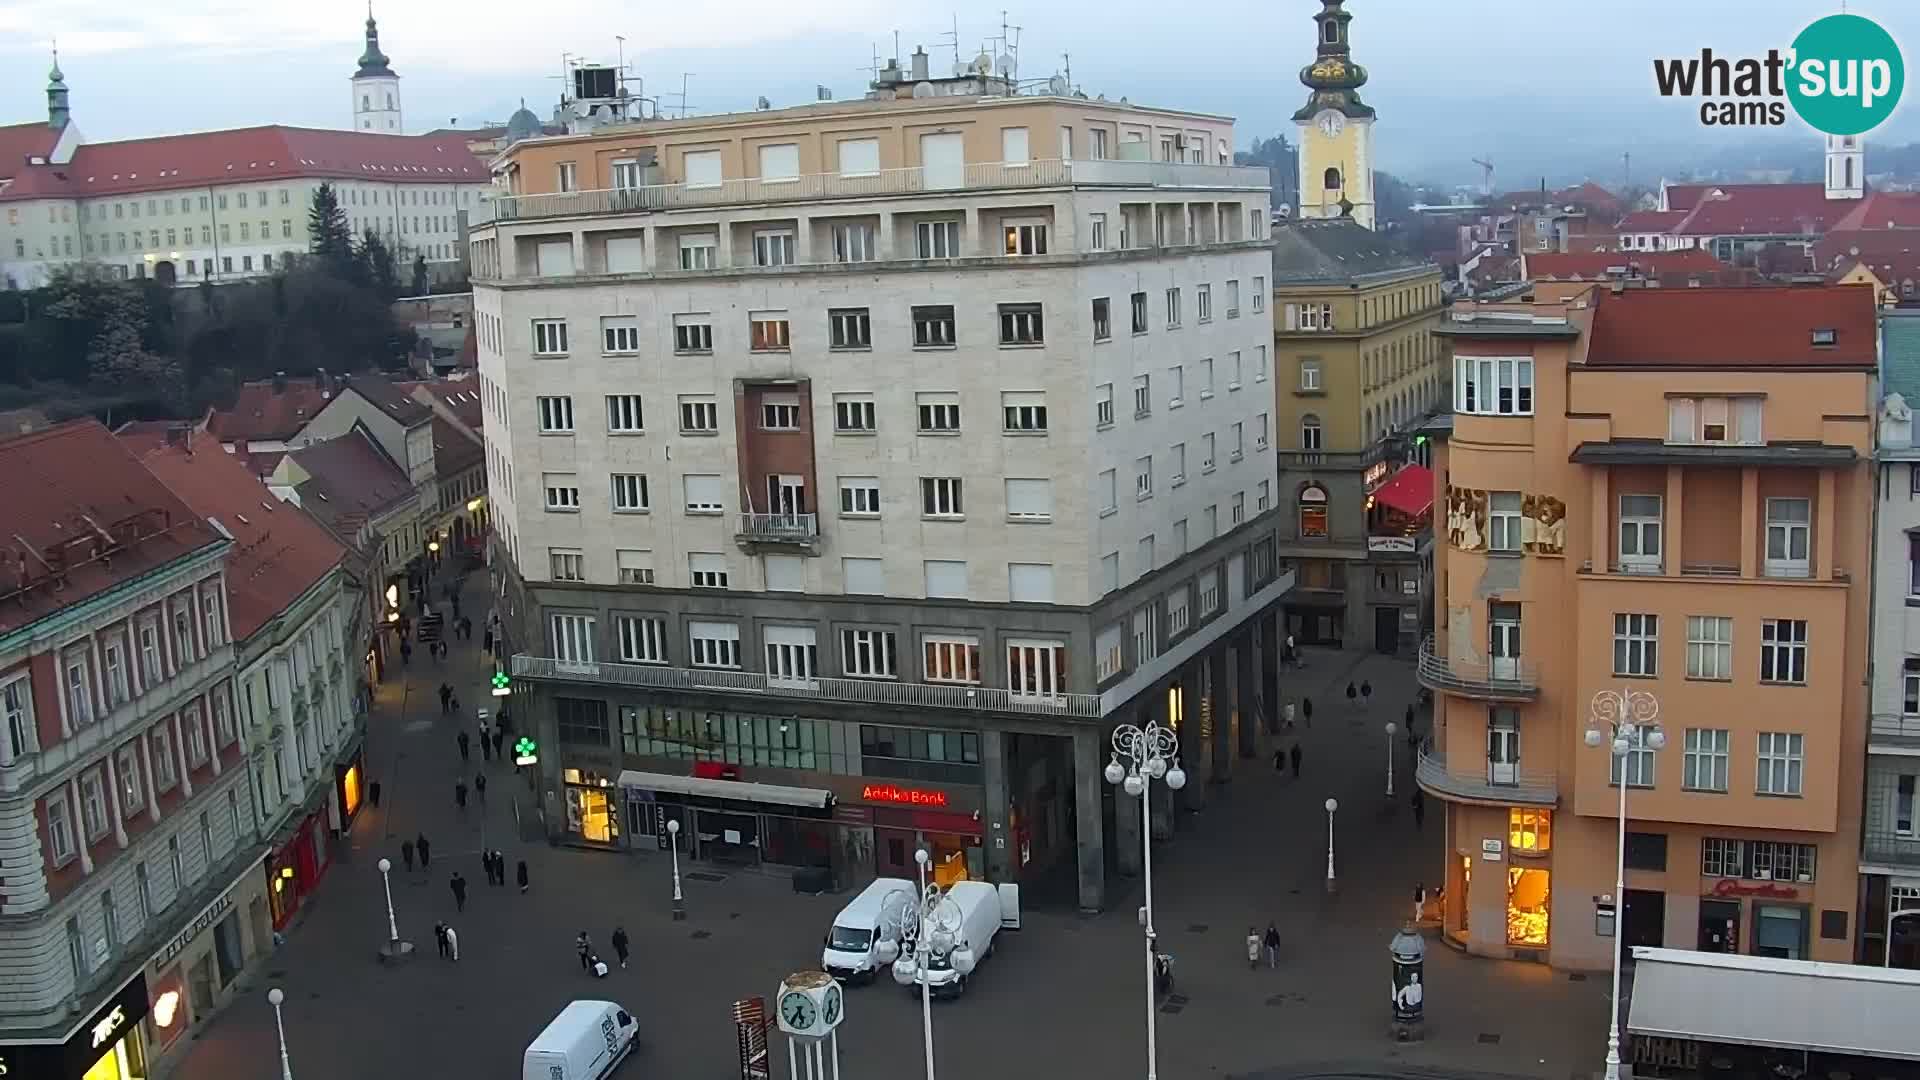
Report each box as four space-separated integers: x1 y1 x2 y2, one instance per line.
860 783 949 808
1709 878 1799 900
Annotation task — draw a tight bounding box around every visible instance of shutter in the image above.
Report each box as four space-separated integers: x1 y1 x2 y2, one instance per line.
838 139 880 177
683 150 722 188
758 143 800 181
1002 127 1030 165
536 240 575 277
605 236 644 273
684 475 724 507
924 560 968 597
763 624 815 648
764 555 804 592
1008 563 1055 603
1734 398 1763 444
1667 399 1696 443
920 133 965 189
688 620 738 642
843 558 885 595
1005 478 1052 518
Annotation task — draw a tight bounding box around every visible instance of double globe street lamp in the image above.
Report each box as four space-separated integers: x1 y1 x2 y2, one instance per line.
1104 718 1186 1080
267 987 294 1080
877 848 966 1080
1586 687 1664 1080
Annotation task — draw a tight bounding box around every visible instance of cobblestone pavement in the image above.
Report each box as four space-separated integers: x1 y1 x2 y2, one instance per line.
165 583 1609 1080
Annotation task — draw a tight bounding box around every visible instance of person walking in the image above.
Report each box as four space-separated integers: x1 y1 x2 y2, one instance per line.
577 931 594 971
1301 697 1314 728
611 926 631 970
457 730 471 762
481 731 494 762
454 780 468 811
517 859 530 893
1283 701 1296 732
493 850 507 886
1273 746 1286 774
1403 703 1415 732
369 779 382 808
1285 633 1298 668
474 772 487 805
1244 927 1261 970
449 693 461 715
401 838 416 872
1411 882 1426 925
439 683 452 714
450 872 468 912
1360 680 1373 710
1411 788 1426 831
1263 923 1282 969
492 729 506 760
434 922 449 959
417 833 432 868
445 923 460 962
1289 743 1302 777
1346 681 1358 710
400 640 412 667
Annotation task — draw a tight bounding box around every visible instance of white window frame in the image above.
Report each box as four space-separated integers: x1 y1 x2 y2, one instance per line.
1007 639 1068 700
1764 498 1811 579
1002 391 1048 433
923 635 981 684
1608 725 1657 788
678 397 719 434
916 220 960 260
1453 356 1534 416
605 394 645 433
532 319 569 356
1487 491 1522 552
921 477 965 518
1196 283 1212 323
752 229 796 267
829 308 872 349
917 395 961 433
750 312 791 351
616 615 666 663
45 791 75 864
1755 731 1805 796
1760 619 1808 684
551 613 596 664
673 315 714 353
1 675 34 765
1005 478 1053 522
689 553 730 589
678 234 718 271
1003 219 1049 256
1618 494 1664 572
764 626 819 687
689 621 741 669
761 399 801 431
543 474 581 512
549 548 585 582
840 629 898 679
1686 616 1733 680
831 221 878 263
1613 612 1658 677
683 474 725 514
1135 455 1154 500
1095 384 1114 428
1683 727 1730 793
610 473 650 513
615 550 655 586
834 395 876 433
601 316 641 355
838 476 881 517
537 395 575 434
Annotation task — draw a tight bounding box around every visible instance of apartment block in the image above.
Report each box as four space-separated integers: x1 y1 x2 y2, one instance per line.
1420 284 1875 969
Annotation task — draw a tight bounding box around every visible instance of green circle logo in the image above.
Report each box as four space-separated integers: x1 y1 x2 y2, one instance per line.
1787 14 1904 136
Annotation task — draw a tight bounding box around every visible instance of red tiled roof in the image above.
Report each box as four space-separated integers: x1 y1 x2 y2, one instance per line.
0 125 487 202
208 379 334 443
1672 183 1847 237
1617 210 1690 234
1817 229 1920 288
1587 285 1878 368
122 431 346 641
1525 250 1722 280
284 427 413 543
430 415 483 481
395 378 483 430
1832 191 1920 232
343 376 432 427
0 420 223 636
0 121 61 181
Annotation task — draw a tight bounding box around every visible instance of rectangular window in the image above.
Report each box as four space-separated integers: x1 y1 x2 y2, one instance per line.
683 474 725 514
1136 455 1154 499
610 473 650 513
556 698 610 748
45 793 75 864
1133 374 1152 418
834 395 876 433
1686 616 1733 680
543 474 581 512
1201 433 1216 471
1488 492 1522 552
1170 443 1187 484
151 726 177 790
605 394 645 433
65 653 93 727
998 304 1044 345
1613 613 1658 677
1089 213 1108 251
551 614 596 663
1002 391 1048 433
831 222 878 263
1196 284 1212 323
1004 220 1048 256
841 629 898 679
601 316 641 354
2 676 35 764
923 561 968 598
532 319 569 355
80 769 108 839
1099 469 1118 514
1702 837 1745 878
1760 619 1808 684
829 308 872 349
838 476 881 516
1092 298 1112 341
610 159 643 190
1454 356 1535 416
1618 494 1664 571
614 549 655 586
752 229 795 267
1300 359 1322 392
1131 292 1149 334
924 636 981 684
1226 279 1242 317
916 220 960 259
764 626 819 685
750 312 791 351
1898 775 1917 837
1252 277 1266 313
672 313 713 353
1756 732 1805 796
917 394 961 433
689 553 730 590
1683 728 1731 792
1165 287 1182 328
1007 640 1067 699
761 398 801 430
837 138 880 177
615 615 666 662
115 745 143 817
536 395 574 433
1609 726 1658 788
678 397 719 433
1005 478 1053 521
1169 365 1185 406
1764 498 1811 578
1095 384 1114 428
678 234 718 270
912 305 956 347
921 477 965 518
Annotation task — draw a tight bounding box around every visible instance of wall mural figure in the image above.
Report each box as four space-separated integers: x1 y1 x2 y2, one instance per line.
1529 495 1567 555
1446 485 1487 552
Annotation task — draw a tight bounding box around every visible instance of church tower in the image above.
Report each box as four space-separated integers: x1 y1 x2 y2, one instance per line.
1826 134 1864 201
351 6 402 133
46 49 70 130
1293 0 1377 229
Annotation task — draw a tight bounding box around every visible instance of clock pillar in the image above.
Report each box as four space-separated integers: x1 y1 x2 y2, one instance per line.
1291 0 1378 229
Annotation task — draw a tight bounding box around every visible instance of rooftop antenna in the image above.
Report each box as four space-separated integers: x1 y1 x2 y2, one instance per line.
676 73 693 118
941 16 961 72
1062 52 1072 94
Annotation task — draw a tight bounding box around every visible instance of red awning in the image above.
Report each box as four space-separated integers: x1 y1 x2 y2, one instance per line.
1371 464 1434 518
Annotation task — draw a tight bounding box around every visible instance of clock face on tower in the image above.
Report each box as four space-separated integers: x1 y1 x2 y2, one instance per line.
780 991 817 1032
1316 110 1346 138
822 984 843 1026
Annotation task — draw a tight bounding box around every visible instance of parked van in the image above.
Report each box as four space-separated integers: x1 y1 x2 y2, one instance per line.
522 1000 638 1080
891 881 1019 998
821 876 915 982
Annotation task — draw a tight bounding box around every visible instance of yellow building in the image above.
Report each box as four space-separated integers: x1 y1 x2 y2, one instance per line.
1292 0 1377 228
1271 219 1446 649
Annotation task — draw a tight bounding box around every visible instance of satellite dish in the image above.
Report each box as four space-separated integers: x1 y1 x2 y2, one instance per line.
953 61 968 77
974 51 993 74
1048 74 1069 95
911 81 934 99
995 53 1014 76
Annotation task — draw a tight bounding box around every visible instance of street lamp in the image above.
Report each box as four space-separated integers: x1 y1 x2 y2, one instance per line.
267 987 294 1080
1104 717 1186 1080
1586 687 1664 1080
377 857 398 942
666 818 685 921
878 849 964 1080
1384 721 1398 798
1324 798 1339 893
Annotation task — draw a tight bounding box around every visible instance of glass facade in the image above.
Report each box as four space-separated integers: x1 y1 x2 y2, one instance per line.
613 705 983 785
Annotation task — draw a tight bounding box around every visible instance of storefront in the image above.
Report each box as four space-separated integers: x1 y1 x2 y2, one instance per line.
0 972 152 1080
266 806 332 931
330 739 366 833
143 857 267 1068
1445 804 1555 956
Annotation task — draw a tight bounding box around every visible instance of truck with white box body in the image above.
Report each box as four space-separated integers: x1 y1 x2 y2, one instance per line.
889 881 1019 998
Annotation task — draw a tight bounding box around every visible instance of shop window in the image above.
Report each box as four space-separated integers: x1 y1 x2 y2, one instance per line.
1506 867 1549 946
1508 808 1551 854
1299 484 1329 539
1624 831 1668 871
565 784 619 845
556 697 610 746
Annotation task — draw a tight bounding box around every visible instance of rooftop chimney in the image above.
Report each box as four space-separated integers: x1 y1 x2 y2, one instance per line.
911 47 930 82
272 371 287 393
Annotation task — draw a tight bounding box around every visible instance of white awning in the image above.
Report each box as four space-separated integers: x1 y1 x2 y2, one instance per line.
1628 946 1920 1060
616 769 833 810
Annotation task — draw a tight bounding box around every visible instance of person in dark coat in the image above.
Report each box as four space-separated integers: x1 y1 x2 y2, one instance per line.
454 781 468 810
434 922 450 959
474 773 487 804
1360 680 1373 709
1263 923 1282 968
576 931 593 971
493 850 507 886
517 859 529 893
492 729 506 759
481 732 493 762
400 640 411 667
1273 747 1285 773
440 683 453 713
369 779 382 808
457 730 471 762
611 926 631 969
401 838 416 871
1289 743 1302 777
449 872 468 912
417 833 432 868
1345 682 1358 709
1411 788 1426 830
1301 697 1314 727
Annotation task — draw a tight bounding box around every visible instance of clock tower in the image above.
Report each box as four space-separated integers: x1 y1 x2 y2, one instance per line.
1293 0 1377 229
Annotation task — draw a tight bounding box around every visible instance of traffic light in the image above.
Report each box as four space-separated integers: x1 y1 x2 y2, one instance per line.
513 736 539 767
490 670 512 698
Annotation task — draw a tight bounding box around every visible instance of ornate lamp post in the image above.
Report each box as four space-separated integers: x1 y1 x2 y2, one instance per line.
1586 687 1664 1080
878 849 964 1080
667 817 685 921
375 857 413 963
267 987 294 1080
1104 717 1186 1080
1384 721 1398 797
1324 797 1339 893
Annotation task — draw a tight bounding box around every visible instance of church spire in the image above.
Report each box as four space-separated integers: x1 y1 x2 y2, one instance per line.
47 42 70 129
355 5 396 79
1292 0 1374 123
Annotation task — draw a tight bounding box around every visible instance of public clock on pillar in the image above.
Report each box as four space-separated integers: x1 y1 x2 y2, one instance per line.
778 991 818 1035
1316 110 1345 137
821 983 843 1027
774 970 843 1038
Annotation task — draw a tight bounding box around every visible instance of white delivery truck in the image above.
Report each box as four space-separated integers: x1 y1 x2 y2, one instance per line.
821 876 915 983
522 1000 638 1080
891 881 1019 998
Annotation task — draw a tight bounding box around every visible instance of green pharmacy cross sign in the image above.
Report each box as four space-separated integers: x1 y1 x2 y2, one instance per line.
514 736 539 767
490 670 512 698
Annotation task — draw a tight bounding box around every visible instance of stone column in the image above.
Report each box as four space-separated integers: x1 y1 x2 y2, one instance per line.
1208 644 1232 783
1237 629 1259 760
982 729 1013 882
1179 657 1209 810
1072 726 1106 914
1261 609 1281 736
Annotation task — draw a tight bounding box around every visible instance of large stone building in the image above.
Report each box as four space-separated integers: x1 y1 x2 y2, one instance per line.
471 79 1290 911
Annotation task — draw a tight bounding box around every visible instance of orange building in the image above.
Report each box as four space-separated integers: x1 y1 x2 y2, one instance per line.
1420 283 1876 969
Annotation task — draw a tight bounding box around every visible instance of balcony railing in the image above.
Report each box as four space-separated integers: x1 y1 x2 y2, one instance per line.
1415 745 1558 807
1273 442 1396 471
475 159 1273 224
735 513 820 548
1415 635 1540 700
512 654 1104 719
1872 713 1920 744
1864 833 1920 870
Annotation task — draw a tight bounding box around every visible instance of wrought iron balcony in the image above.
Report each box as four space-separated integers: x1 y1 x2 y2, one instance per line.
735 513 821 553
1415 745 1557 807
1864 833 1920 871
512 654 1104 720
1416 635 1540 701
1872 713 1920 747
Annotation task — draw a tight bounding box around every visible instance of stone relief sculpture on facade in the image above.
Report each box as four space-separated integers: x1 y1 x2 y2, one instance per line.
1446 485 1486 552
1524 494 1567 556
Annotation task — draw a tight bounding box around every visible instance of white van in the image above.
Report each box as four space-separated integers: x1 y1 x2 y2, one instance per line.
821 876 915 982
891 881 1019 998
522 1000 638 1080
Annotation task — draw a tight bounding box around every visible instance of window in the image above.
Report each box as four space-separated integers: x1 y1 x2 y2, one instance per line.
761 398 801 430
1484 492 1522 552
689 553 730 590
1686 616 1733 680
1170 443 1187 485
831 222 878 263
1096 625 1124 682
1683 728 1731 792
616 615 666 662
1898 775 1917 837
683 475 725 514
64 652 92 727
1226 279 1242 317
1231 422 1245 461
537 396 575 433
615 550 655 586
1200 358 1215 397
1301 414 1323 450
551 614 596 664
1760 619 1808 684
201 592 225 649
601 316 641 354
999 304 1044 345
679 396 719 433
115 744 143 817
1201 433 1216 472
1764 498 1811 578
921 477 965 518
80 769 108 839
837 138 880 177
1089 213 1108 250
1002 391 1048 433
1004 220 1048 256
1092 298 1112 341
45 792 75 864
925 636 981 684
1257 480 1271 512
750 312 791 351
605 394 645 433
842 557 884 594
1096 384 1115 428
1609 726 1657 788
1623 832 1667 871
913 305 956 347
1007 640 1067 699
2 675 33 764
1135 455 1154 499
1613 613 1658 676
916 220 960 259
752 229 796 267
1131 292 1149 334
917 394 961 433
555 698 609 748
184 703 208 764
1196 284 1212 322
678 234 718 270
1230 492 1246 525
829 308 872 349
1756 732 1805 796
1009 563 1055 603
1005 478 1053 521
841 629 898 679
532 319 569 355
1454 356 1534 416
835 395 876 433
1099 469 1118 514
1702 837 1744 878
1169 365 1185 407
1165 287 1182 328
555 162 578 192
1668 396 1762 445
611 158 643 190
543 474 581 511
1618 495 1663 571
673 313 714 353
839 476 881 516
923 561 968 598
611 473 650 513
1255 345 1269 383
765 626 819 685
1132 375 1152 418
1252 277 1266 313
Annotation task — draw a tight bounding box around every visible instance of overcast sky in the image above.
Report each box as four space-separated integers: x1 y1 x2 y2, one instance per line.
3 0 1915 185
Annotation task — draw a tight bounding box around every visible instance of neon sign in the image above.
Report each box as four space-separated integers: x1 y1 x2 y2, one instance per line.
860 784 949 808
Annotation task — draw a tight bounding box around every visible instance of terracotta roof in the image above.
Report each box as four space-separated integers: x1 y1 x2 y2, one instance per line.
1672 183 1846 237
1587 284 1878 368
283 427 413 544
0 125 487 202
122 431 346 641
0 121 61 181
208 378 334 443
1832 191 1920 232
394 378 481 429
1525 250 1723 280
344 376 432 427
1617 210 1690 234
430 415 483 481
1817 229 1920 294
0 420 224 636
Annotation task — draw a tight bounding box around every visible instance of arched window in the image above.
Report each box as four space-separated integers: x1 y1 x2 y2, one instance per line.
362 94 370 110
386 93 394 109
1299 484 1329 538
1324 166 1342 191
1301 413 1323 451
1362 406 1372 437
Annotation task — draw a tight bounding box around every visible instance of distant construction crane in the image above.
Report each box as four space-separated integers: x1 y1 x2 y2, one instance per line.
1472 156 1494 198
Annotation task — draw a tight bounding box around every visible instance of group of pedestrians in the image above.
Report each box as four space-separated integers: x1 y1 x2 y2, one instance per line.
576 928 633 976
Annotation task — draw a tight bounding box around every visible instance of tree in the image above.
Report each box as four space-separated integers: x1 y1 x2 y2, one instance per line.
411 253 429 297
1236 134 1298 211
307 182 355 274
356 229 399 299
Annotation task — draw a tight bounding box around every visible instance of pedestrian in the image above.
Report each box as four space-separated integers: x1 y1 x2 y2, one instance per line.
493 850 507 886
449 693 460 714
401 838 416 872
1263 923 1281 969
483 629 494 654
1346 681 1358 710
457 731 471 762
475 772 487 805
446 923 460 961
1411 788 1426 830
400 640 412 667
492 729 506 759
1360 680 1373 710
1283 701 1296 732
1244 927 1260 970
434 922 449 959
1403 703 1414 731
439 683 452 713
481 731 493 761
612 926 631 969
1412 882 1426 925
517 859 530 893
1289 743 1302 777
417 833 432 868
369 779 382 808
1301 697 1314 727
450 871 467 912
454 781 468 810
577 931 593 971
1273 746 1285 774
1285 633 1297 667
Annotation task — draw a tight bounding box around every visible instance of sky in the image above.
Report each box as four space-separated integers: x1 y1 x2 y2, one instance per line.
3 0 1917 187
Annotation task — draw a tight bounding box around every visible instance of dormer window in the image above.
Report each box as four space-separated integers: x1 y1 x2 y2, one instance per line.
1811 328 1837 347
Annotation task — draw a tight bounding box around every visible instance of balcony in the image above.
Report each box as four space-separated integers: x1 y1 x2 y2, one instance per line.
1273 443 1395 471
1416 635 1540 701
512 654 1103 720
1864 833 1920 872
735 513 821 555
1415 745 1558 807
475 159 1273 225
1873 713 1920 749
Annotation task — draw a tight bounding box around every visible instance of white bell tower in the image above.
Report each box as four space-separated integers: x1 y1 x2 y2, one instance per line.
351 6 402 133
1826 134 1864 201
